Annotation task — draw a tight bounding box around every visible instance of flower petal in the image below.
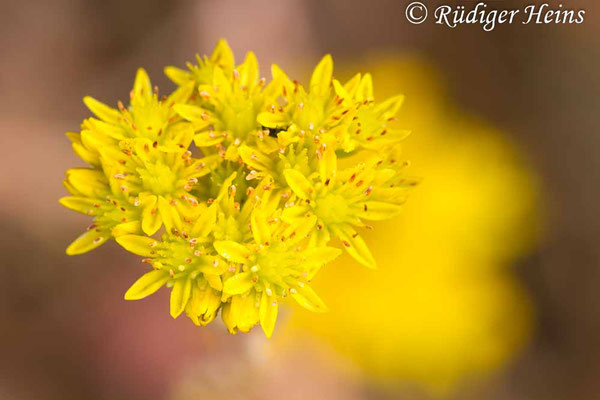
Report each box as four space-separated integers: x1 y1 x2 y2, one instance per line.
115 235 158 257
59 196 100 216
141 195 161 235
251 209 271 244
170 277 193 318
283 169 313 199
192 204 217 237
303 247 342 279
66 230 109 255
256 112 288 129
124 270 170 300
210 39 235 73
164 66 190 86
111 221 141 237
310 54 333 96
260 292 278 338
132 68 152 103
361 201 403 220
223 272 254 295
83 96 120 123
291 284 328 313
213 241 250 263
239 51 259 89
330 224 376 269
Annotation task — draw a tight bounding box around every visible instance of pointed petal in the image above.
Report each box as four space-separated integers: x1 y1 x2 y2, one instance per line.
164 66 190 86
124 270 170 300
141 195 161 235
303 246 342 279
213 241 250 263
65 168 109 198
205 273 223 291
211 39 235 73
239 145 273 172
319 147 337 182
66 230 109 255
111 221 141 237
343 73 362 96
375 95 405 119
192 204 217 237
223 272 254 295
170 277 193 318
59 196 100 216
132 68 152 103
356 73 373 101
291 284 328 313
361 201 403 220
115 235 158 257
260 292 278 338
283 169 313 199
256 112 289 129
158 196 182 234
174 104 210 124
251 209 271 245
239 51 259 89
330 225 376 269
83 97 120 123
310 54 333 95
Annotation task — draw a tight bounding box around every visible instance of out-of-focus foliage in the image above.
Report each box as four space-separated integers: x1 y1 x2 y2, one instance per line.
286 57 541 395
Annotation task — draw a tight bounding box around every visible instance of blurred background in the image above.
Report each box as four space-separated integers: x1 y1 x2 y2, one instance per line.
1 0 598 399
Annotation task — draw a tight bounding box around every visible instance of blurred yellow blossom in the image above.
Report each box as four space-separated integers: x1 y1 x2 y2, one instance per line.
285 56 541 394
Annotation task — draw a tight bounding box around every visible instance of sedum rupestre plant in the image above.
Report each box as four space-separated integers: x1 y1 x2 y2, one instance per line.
60 40 417 337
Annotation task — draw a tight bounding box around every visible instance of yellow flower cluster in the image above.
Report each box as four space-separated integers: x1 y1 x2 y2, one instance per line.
60 40 415 337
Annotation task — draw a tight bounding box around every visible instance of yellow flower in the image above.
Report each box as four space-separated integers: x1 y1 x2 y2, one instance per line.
215 207 340 337
61 69 216 254
280 155 416 268
61 41 416 337
168 40 283 162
